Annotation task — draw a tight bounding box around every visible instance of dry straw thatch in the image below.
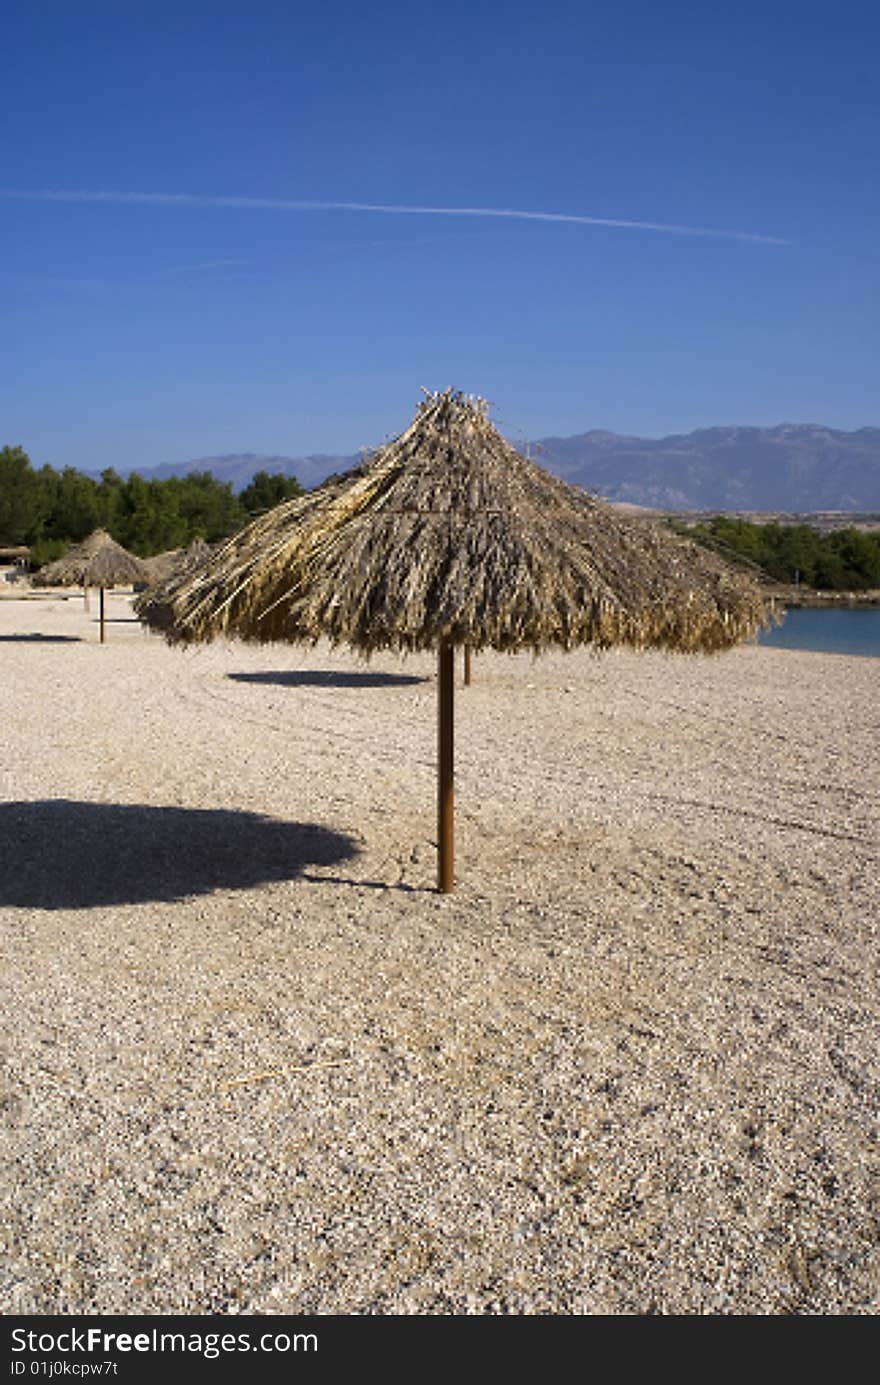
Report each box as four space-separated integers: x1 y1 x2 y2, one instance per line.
139 390 772 891
34 529 150 643
34 529 150 590
139 549 183 587
137 538 212 591
141 391 769 655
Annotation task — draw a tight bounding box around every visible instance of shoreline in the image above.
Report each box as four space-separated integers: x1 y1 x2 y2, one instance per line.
766 586 880 609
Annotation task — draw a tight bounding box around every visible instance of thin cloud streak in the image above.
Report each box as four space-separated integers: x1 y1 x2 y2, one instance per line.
0 188 790 245
160 257 251 274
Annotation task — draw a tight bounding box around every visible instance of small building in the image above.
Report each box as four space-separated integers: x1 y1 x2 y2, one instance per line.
0 546 31 583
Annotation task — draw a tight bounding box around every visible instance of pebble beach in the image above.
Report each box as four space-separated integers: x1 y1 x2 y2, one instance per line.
2 589 878 1315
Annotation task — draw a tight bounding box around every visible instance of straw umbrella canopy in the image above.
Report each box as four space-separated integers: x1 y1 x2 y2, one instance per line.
139 390 771 889
139 548 184 587
34 529 150 642
34 527 108 612
138 538 211 591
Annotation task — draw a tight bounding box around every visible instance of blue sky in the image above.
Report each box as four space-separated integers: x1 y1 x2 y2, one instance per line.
3 0 879 475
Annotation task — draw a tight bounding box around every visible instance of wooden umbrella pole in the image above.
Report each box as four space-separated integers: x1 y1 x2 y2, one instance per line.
99 587 106 643
464 644 472 686
437 642 455 893
83 585 90 612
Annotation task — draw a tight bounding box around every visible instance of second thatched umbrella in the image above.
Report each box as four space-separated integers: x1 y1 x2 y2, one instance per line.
139 390 771 891
34 529 151 642
137 538 212 595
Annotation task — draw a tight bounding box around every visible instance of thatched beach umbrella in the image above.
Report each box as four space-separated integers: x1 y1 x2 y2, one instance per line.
34 529 150 642
36 527 111 611
138 538 211 592
139 390 771 891
139 547 184 587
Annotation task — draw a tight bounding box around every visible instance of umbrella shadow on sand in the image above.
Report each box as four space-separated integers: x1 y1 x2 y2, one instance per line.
228 670 427 689
0 800 359 909
0 634 82 643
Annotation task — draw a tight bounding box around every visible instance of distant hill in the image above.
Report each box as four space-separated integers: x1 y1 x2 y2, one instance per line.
532 424 880 512
138 451 355 492
129 423 880 512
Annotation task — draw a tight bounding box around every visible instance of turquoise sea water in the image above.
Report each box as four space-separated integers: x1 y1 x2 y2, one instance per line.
757 606 880 658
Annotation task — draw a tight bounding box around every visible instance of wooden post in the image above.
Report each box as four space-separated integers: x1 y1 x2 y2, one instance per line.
463 644 472 686
83 585 90 612
437 642 454 893
99 587 106 643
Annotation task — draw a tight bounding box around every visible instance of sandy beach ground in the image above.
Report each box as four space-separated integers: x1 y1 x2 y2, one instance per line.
1 589 878 1315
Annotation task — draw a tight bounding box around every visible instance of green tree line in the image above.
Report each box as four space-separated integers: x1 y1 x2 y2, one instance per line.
0 446 303 565
683 515 880 590
5 446 879 591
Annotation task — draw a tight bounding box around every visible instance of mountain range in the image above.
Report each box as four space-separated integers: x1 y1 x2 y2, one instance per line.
130 423 880 513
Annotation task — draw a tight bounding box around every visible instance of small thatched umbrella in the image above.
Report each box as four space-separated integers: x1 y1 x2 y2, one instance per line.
34 529 150 642
35 527 112 611
139 391 771 891
133 539 212 627
138 547 185 588
137 538 211 593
